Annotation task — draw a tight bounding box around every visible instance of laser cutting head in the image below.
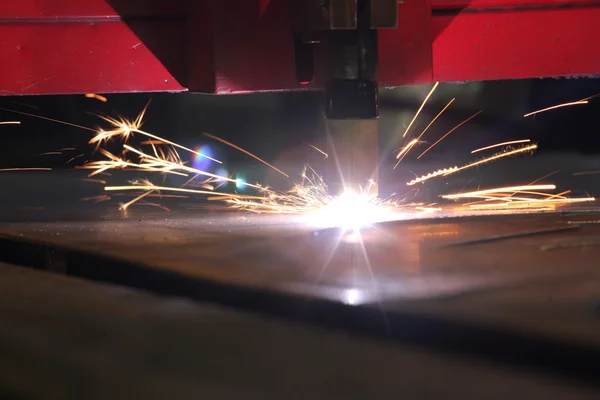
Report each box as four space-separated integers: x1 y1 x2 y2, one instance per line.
290 1 401 197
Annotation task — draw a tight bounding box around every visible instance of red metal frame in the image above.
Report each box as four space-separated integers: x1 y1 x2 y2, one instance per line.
1 0 600 95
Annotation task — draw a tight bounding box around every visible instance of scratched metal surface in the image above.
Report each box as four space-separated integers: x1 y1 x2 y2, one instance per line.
2 167 600 348
3 262 599 399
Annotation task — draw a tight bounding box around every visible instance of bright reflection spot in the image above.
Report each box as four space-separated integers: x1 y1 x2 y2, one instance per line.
235 174 247 190
302 190 397 230
343 288 362 306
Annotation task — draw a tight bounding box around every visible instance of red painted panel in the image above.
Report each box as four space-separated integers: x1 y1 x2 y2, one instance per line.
0 0 183 18
210 0 305 93
432 7 600 81
379 0 433 85
0 22 186 95
432 0 597 8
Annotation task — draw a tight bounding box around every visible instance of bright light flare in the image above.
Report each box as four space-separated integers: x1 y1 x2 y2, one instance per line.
301 190 401 230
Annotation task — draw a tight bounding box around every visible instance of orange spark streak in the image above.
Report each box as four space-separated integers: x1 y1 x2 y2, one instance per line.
393 139 418 169
119 190 154 210
204 132 289 177
304 142 328 159
85 93 108 102
394 98 456 169
0 121 20 125
81 178 107 184
67 154 84 163
395 139 418 160
418 110 483 159
471 139 531 154
90 116 222 164
402 82 439 138
447 144 538 175
469 197 594 209
123 144 262 189
573 170 600 176
407 144 538 185
0 168 52 172
81 194 111 202
104 185 241 197
441 184 556 200
412 98 455 143
0 108 95 132
523 100 588 118
407 167 459 185
40 152 62 156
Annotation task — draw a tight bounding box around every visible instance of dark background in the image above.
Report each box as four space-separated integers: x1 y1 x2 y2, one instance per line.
1 78 599 181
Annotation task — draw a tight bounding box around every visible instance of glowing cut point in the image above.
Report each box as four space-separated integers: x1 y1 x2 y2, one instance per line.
303 190 395 230
343 288 362 306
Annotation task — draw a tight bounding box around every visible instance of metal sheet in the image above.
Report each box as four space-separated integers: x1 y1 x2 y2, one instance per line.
3 262 599 399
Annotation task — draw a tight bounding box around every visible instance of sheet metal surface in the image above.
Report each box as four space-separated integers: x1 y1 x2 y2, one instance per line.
1 165 600 348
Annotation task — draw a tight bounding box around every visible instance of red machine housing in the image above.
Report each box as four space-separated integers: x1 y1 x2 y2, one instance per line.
1 0 600 96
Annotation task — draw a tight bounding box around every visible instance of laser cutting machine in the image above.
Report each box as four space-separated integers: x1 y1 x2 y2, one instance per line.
2 0 600 195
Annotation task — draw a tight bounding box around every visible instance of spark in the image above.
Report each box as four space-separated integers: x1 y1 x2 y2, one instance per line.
418 110 483 159
408 144 537 185
105 183 250 201
441 184 594 212
22 96 589 227
204 132 288 177
223 170 415 229
441 184 557 200
471 139 531 154
81 178 107 184
67 154 84 163
304 142 328 159
573 170 600 176
393 139 418 166
0 108 95 132
402 82 439 138
0 121 20 125
450 144 537 174
412 98 456 143
0 168 52 172
89 105 221 164
40 151 62 156
119 190 154 211
81 194 111 202
524 100 588 118
407 167 459 185
121 144 263 189
394 99 457 169
85 93 108 102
